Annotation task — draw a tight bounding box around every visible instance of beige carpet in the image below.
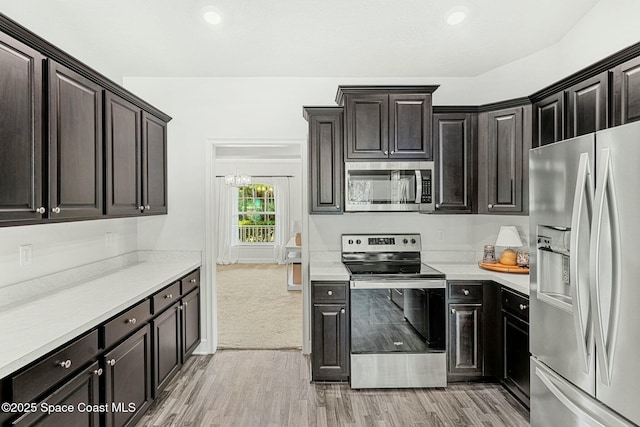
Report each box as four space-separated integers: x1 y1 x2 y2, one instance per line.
216 264 302 349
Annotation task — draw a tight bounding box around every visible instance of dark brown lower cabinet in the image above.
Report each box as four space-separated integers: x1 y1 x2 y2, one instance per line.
448 303 483 378
501 288 530 408
152 303 181 397
103 325 152 427
181 289 201 361
312 304 349 381
11 362 101 427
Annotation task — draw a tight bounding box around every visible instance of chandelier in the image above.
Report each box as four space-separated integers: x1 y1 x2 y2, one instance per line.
224 171 251 187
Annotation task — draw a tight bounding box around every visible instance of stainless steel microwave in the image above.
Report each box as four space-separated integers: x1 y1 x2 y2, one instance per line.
344 161 434 212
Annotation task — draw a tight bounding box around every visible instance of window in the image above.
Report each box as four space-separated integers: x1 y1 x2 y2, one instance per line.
236 184 275 243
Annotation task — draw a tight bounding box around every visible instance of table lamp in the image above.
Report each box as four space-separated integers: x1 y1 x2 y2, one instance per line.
495 226 523 266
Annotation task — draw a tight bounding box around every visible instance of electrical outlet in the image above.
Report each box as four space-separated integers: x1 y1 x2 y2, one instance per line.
19 244 33 266
105 232 114 248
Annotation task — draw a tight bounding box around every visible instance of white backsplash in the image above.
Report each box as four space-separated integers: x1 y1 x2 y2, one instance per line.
308 213 529 264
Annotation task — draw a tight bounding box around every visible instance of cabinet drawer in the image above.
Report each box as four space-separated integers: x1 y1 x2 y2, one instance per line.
104 299 151 349
181 269 200 295
152 281 181 314
448 282 483 301
502 288 529 322
312 282 347 302
12 330 99 402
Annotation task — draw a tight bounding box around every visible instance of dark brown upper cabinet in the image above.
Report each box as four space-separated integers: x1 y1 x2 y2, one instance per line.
48 60 103 220
565 71 608 138
304 107 344 214
105 92 142 216
433 113 476 213
478 105 530 215
533 91 564 148
612 56 640 126
0 32 44 225
336 86 438 161
142 112 168 215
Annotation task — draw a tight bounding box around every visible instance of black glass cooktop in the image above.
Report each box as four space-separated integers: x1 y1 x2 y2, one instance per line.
343 262 445 280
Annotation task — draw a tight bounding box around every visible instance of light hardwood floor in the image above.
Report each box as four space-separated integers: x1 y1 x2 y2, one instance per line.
136 350 529 427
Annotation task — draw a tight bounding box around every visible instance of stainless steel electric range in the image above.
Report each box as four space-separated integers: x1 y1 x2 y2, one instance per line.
342 233 447 389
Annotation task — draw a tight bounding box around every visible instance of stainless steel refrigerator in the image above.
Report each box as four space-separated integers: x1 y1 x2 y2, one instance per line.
529 120 640 426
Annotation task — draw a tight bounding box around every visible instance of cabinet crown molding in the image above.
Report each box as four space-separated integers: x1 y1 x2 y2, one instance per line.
335 85 439 106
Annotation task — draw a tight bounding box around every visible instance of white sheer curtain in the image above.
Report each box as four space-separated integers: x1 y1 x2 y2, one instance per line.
215 177 239 265
271 177 290 263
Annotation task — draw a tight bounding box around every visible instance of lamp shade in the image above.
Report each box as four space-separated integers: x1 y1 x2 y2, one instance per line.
495 226 523 248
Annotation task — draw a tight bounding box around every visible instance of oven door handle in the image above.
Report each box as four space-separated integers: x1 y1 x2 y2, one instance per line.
350 280 445 289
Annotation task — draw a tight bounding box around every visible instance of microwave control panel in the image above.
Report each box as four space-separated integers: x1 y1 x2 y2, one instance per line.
421 170 432 204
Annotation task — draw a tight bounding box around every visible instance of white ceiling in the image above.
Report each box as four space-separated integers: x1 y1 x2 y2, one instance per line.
0 0 600 79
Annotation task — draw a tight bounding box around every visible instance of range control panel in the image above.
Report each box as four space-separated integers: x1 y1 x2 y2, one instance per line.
342 234 421 253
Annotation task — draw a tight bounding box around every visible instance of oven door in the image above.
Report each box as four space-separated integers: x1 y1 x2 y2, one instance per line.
350 280 446 388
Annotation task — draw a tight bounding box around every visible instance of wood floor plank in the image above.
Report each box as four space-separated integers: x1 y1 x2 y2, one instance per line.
136 350 529 427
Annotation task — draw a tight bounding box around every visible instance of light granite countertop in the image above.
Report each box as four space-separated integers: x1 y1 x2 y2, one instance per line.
309 259 529 296
0 253 201 379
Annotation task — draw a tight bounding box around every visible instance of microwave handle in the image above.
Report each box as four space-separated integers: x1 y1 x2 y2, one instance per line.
415 170 421 203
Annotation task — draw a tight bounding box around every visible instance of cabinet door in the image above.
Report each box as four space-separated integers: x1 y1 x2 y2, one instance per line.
141 112 168 215
503 313 530 407
181 288 201 361
0 33 44 224
389 94 432 160
448 303 483 377
612 56 640 126
482 107 524 214
152 303 181 396
312 304 348 381
344 94 389 159
307 109 343 214
565 72 608 138
48 60 103 219
104 325 152 427
433 113 474 212
533 92 564 147
11 362 101 427
105 92 142 216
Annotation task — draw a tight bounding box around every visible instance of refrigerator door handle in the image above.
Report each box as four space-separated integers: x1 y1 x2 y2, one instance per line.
590 148 622 387
535 365 607 427
569 153 594 374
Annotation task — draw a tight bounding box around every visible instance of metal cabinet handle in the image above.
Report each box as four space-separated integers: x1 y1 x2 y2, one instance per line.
435 204 440 209
390 150 395 154
145 205 151 210
519 304 528 310
93 368 103 376
327 290 333 296
165 294 173 299
189 279 197 283
139 206 145 211
463 289 470 296
488 204 493 209
384 150 388 155
451 308 456 314
107 359 116 366
184 301 188 307
52 207 61 214
36 207 46 214
340 308 345 314
126 318 137 325
336 204 340 209
57 359 72 369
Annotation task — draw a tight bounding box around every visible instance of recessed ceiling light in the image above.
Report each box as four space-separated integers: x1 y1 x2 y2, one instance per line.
202 6 222 25
445 6 469 26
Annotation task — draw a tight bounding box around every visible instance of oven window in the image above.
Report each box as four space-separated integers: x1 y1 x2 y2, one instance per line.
350 288 445 354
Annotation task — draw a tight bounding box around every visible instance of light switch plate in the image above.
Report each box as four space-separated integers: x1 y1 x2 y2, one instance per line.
19 244 33 266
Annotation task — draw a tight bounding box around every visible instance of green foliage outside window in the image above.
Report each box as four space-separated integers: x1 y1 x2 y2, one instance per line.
237 184 275 243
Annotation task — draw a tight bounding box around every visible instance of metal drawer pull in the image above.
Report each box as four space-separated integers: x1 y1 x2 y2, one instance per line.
107 359 116 366
451 308 456 314
519 304 528 310
340 308 345 314
190 278 197 283
327 290 333 296
93 368 103 376
165 294 173 299
139 206 145 211
184 301 188 307
462 289 470 296
145 205 151 210
126 318 137 325
57 359 72 369
36 207 46 214
52 207 61 214
488 204 493 209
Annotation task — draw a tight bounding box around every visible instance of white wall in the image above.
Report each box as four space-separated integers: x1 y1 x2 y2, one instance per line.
0 218 137 288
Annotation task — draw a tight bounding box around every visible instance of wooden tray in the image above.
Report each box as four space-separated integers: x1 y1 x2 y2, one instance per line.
478 261 529 274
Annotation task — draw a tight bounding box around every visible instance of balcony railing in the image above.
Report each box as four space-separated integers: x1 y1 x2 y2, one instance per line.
238 225 275 243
